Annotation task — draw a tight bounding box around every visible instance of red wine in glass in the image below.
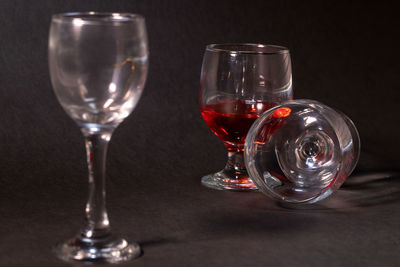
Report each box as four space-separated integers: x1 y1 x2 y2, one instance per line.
201 99 277 151
200 43 293 191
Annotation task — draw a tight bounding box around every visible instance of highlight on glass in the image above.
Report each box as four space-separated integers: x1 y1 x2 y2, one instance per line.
245 99 360 204
200 43 293 191
49 12 148 263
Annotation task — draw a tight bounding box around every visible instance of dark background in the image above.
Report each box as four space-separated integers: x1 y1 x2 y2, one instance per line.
0 0 399 266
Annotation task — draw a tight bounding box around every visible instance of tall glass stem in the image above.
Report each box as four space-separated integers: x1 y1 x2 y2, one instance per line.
81 128 114 241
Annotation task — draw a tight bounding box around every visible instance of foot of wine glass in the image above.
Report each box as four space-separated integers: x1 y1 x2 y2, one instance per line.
201 148 258 191
54 127 141 263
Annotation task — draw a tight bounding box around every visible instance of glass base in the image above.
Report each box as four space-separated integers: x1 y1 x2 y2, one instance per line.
54 235 141 264
201 171 258 191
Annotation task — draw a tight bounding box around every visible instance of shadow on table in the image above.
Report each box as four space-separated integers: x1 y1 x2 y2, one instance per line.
256 171 400 212
187 171 400 241
113 172 400 252
139 237 180 249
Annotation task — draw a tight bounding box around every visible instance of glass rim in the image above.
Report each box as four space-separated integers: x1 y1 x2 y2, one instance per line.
206 43 289 55
51 12 145 24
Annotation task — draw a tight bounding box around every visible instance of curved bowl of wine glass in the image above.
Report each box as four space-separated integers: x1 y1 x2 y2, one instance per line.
244 99 360 204
200 43 293 191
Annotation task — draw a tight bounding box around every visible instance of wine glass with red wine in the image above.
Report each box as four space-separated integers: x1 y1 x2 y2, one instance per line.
200 43 293 191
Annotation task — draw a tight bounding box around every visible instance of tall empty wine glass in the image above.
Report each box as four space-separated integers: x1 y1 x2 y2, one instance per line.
200 43 293 191
49 12 148 263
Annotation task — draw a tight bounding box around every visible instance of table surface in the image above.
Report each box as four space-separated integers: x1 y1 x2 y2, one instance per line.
1 170 399 267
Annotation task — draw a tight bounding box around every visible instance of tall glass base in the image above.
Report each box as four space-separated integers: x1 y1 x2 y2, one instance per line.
54 234 141 264
54 129 141 263
201 150 258 191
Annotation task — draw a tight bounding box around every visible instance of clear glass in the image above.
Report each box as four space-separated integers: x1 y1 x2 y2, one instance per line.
200 43 293 191
49 12 148 263
244 99 360 203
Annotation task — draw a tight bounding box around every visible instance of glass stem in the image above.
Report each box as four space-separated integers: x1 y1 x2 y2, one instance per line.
224 150 247 178
81 128 114 241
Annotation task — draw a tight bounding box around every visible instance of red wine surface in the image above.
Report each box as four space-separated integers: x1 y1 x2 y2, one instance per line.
201 99 277 150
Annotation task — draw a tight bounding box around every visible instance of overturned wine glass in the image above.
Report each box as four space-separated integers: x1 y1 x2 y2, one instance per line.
244 99 360 204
